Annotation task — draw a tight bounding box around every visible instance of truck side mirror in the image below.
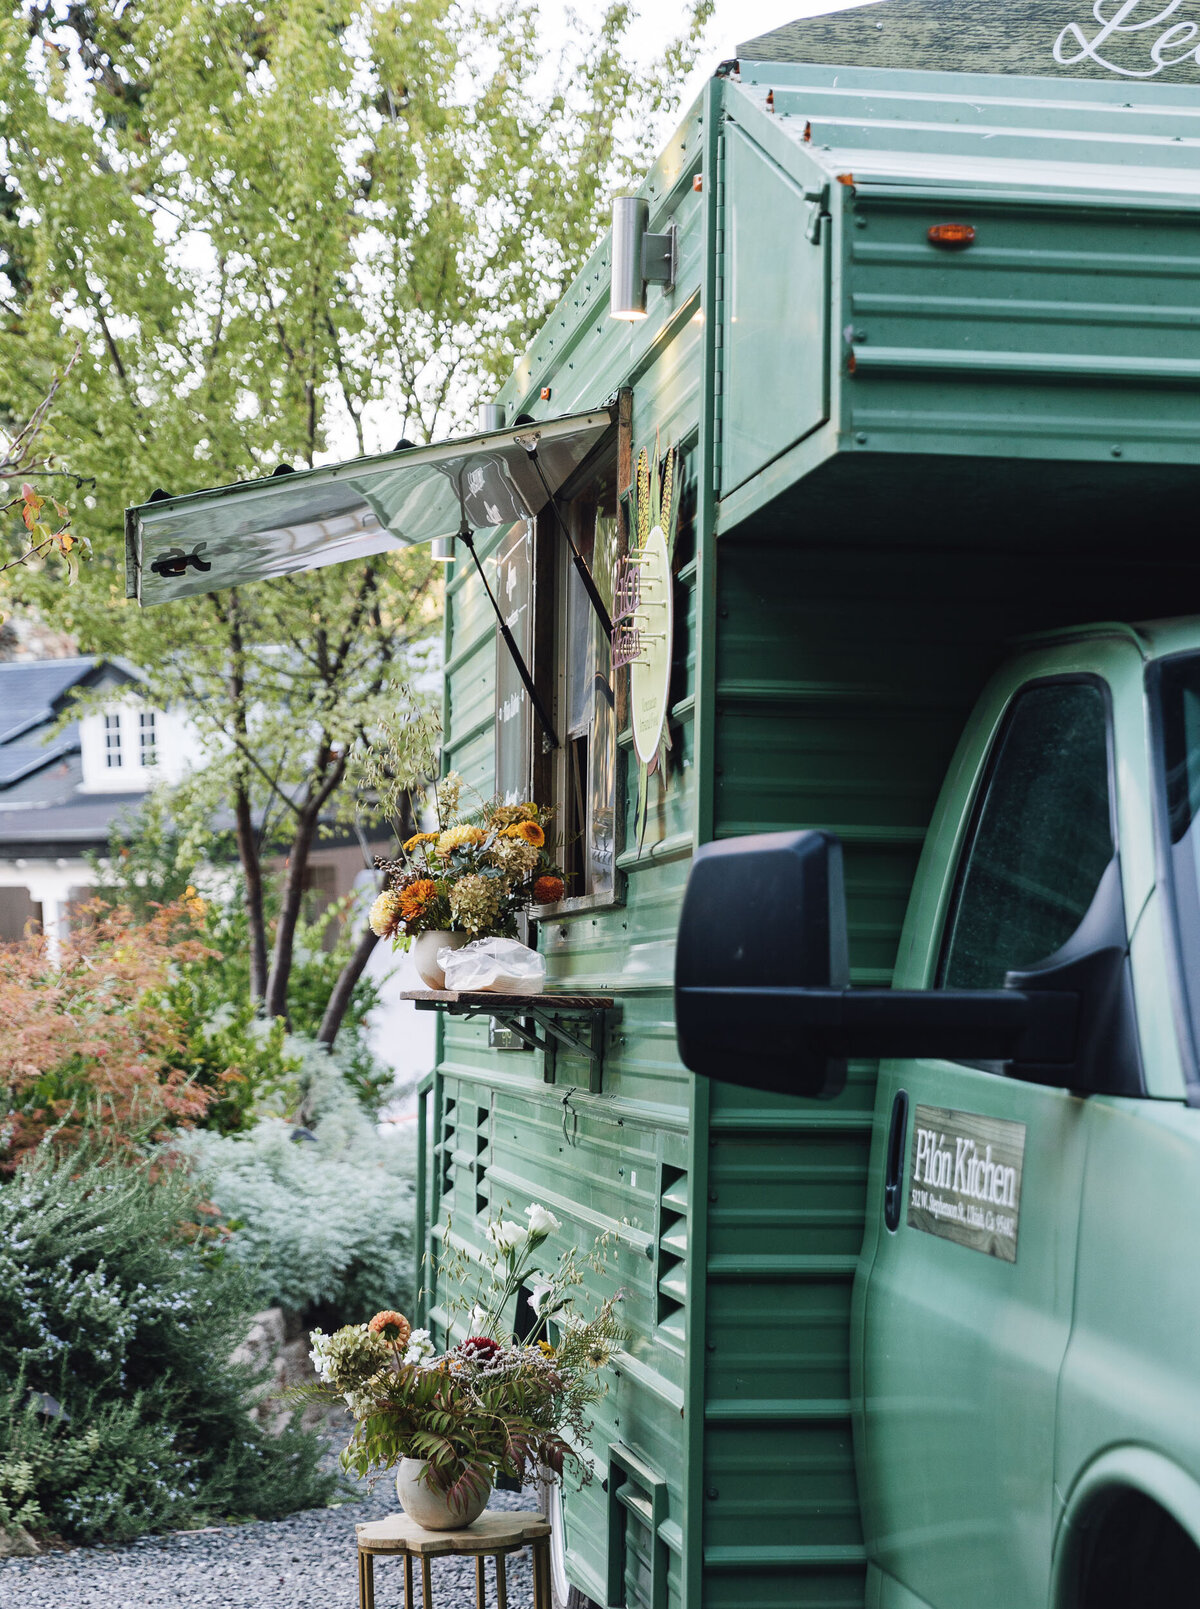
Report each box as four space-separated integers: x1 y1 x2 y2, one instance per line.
675 831 852 1098
675 831 1092 1101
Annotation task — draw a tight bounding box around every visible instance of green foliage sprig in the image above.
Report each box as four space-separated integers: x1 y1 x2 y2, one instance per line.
0 1149 336 1547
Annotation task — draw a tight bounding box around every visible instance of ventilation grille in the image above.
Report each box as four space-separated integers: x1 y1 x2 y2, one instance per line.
656 1166 688 1346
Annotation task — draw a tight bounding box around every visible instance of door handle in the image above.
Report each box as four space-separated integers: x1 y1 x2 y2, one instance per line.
884 1089 909 1233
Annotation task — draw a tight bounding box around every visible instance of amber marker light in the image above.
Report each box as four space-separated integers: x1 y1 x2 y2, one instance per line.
928 223 977 249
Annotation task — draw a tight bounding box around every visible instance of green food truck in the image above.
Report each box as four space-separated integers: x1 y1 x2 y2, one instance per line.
125 4 1200 1604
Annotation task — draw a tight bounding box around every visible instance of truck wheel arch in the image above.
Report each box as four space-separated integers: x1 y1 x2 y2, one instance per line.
1053 1447 1200 1609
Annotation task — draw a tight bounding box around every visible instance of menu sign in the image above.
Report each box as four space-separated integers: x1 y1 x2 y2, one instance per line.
741 1 1200 83
907 1104 1027 1263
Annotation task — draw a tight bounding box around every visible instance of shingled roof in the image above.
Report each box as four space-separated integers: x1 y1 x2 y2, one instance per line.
0 657 146 854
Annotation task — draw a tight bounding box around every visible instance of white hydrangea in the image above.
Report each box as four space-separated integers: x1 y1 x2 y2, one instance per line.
308 1329 334 1384
403 1327 436 1366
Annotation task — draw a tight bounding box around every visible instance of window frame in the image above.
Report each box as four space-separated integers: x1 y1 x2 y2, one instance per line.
527 444 627 920
935 672 1119 1006
139 709 158 767
1147 652 1200 1103
103 712 123 770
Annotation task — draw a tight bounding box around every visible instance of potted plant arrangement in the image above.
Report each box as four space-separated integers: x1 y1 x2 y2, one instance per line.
301 1205 623 1528
369 772 565 989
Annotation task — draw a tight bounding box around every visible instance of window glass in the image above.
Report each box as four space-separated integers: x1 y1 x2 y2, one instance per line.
139 710 157 766
940 681 1113 990
493 521 533 804
555 480 617 900
104 712 122 769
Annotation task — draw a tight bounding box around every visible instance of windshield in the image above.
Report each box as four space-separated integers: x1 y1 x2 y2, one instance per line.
1153 654 1200 1082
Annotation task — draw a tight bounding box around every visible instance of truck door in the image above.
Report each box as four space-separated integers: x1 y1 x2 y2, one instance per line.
858 671 1123 1609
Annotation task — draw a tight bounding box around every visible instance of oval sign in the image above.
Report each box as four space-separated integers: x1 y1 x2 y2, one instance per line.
631 522 673 766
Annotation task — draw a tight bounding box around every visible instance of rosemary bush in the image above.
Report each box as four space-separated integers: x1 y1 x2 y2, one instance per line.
0 1149 336 1547
180 1043 416 1323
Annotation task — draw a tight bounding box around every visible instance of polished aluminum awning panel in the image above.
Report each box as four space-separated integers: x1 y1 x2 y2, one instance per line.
125 408 614 605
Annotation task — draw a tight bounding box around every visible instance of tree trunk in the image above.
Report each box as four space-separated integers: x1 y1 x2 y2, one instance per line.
264 807 318 1022
233 781 268 1001
225 590 268 1003
317 922 380 1048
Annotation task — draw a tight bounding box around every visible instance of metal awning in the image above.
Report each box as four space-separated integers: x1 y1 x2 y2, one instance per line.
125 407 615 605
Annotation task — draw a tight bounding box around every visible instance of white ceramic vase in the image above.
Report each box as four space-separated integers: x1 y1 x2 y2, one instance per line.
394 1457 491 1530
411 930 468 990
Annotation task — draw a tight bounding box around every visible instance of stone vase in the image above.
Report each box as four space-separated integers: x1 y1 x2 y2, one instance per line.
394 1457 491 1530
411 930 468 990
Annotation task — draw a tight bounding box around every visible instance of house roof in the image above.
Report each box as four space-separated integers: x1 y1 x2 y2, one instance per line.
0 657 144 855
738 1 1200 83
0 657 116 746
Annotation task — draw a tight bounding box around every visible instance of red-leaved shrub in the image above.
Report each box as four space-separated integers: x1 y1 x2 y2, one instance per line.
0 900 219 1167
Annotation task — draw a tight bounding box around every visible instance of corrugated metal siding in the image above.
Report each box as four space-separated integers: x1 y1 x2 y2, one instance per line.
846 196 1200 461
704 541 998 1607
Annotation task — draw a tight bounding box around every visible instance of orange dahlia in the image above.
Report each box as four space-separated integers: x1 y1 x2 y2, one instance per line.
399 878 436 921
532 874 564 904
368 1310 412 1349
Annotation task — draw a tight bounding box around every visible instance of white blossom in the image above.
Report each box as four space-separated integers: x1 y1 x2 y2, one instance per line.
487 1218 528 1254
527 1276 558 1316
525 1203 561 1238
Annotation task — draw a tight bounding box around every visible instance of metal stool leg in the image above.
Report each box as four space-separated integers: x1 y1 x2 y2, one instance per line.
358 1549 376 1609
421 1554 433 1608
404 1552 415 1609
532 1536 549 1609
475 1554 486 1608
496 1552 508 1609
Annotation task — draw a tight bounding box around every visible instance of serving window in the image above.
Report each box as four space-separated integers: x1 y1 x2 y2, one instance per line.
492 444 623 912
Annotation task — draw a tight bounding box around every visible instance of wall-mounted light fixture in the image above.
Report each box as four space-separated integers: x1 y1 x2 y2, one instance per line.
610 197 677 321
431 533 458 563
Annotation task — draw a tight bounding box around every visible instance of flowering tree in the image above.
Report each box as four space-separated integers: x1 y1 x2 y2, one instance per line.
0 898 218 1168
0 0 712 1043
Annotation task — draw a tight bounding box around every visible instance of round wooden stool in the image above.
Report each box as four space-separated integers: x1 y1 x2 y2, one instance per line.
355 1510 552 1609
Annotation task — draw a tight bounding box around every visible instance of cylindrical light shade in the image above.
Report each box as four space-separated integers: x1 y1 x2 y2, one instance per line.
431 534 457 563
478 402 506 432
611 196 649 320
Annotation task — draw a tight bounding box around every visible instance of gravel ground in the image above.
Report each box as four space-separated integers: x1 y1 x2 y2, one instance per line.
0 1439 540 1609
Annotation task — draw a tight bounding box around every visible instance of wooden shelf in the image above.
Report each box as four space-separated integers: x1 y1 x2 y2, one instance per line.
400 989 616 1010
401 990 619 1092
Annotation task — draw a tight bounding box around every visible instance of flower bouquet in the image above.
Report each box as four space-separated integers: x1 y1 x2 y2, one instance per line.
368 773 565 989
300 1204 623 1527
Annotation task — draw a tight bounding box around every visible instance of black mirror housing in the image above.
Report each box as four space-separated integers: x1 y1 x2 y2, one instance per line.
674 831 1098 1101
675 831 851 1098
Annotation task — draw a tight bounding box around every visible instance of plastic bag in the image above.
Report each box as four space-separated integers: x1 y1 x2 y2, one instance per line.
438 937 546 994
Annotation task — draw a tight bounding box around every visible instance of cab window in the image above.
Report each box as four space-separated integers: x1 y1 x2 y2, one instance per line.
939 680 1113 990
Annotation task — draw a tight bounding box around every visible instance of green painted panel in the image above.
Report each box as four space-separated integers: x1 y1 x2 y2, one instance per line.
722 124 829 497
846 196 1200 463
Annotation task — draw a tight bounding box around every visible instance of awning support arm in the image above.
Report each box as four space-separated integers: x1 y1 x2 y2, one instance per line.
458 526 560 750
524 446 614 639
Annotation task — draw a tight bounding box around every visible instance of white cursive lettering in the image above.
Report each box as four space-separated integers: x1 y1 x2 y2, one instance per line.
1055 0 1200 78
